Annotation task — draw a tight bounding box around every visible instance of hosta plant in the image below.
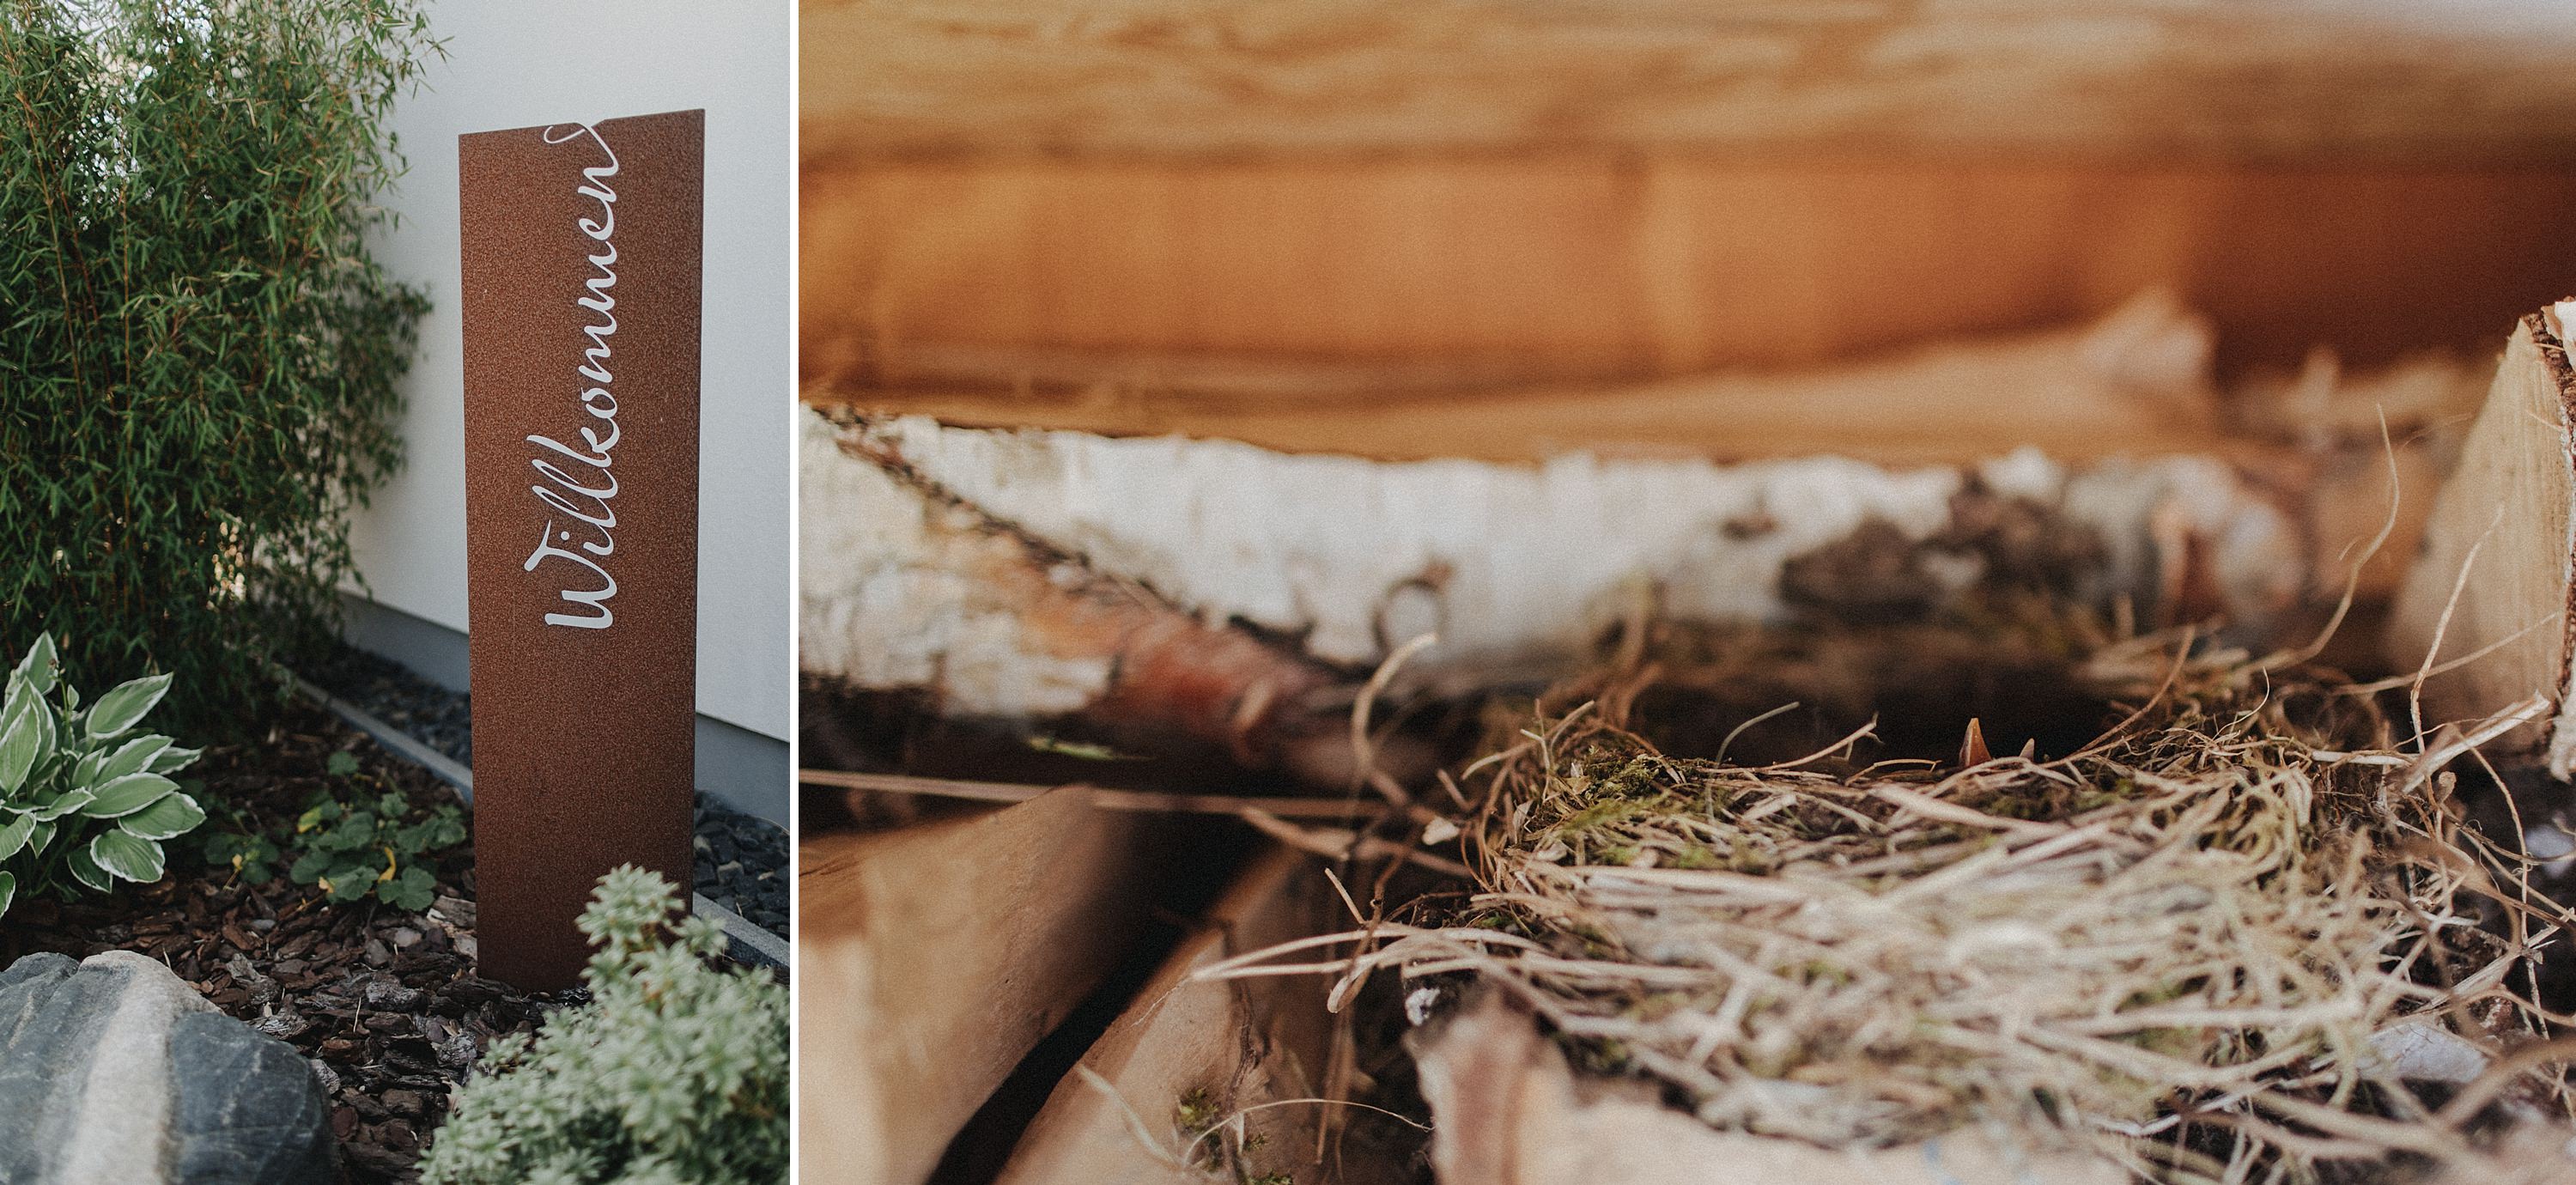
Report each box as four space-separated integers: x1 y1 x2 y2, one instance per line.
0 634 207 917
421 866 787 1184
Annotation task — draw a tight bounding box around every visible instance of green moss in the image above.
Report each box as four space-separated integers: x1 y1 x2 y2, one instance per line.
1671 844 1721 870
1176 1087 1220 1135
1564 1035 1634 1075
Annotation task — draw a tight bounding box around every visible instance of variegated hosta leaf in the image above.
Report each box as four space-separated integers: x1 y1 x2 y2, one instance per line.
81 772 175 818
84 672 173 740
64 843 109 893
146 744 201 775
28 789 90 822
0 696 53 795
88 830 165 884
9 634 56 697
119 793 205 842
0 640 204 905
95 734 171 782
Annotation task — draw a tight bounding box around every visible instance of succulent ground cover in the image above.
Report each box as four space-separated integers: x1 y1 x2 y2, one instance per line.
420 867 789 1183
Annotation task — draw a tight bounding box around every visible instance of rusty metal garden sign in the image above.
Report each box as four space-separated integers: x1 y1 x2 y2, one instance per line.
459 109 703 989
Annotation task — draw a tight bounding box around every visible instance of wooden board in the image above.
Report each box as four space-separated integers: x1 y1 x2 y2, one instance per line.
2389 307 2576 770
804 158 2576 396
811 291 2249 468
801 0 2576 163
991 846 1353 1185
798 788 1167 1184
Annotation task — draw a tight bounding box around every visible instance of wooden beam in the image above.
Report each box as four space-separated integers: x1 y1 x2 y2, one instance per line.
801 0 2576 164
803 158 2576 390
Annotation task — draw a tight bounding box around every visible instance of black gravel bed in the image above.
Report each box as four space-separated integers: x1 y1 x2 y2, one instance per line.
304 643 474 767
693 794 787 934
304 641 787 937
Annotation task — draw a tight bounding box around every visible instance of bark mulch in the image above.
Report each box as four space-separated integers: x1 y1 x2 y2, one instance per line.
0 701 572 1184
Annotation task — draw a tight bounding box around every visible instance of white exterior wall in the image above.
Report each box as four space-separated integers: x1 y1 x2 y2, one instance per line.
348 0 792 741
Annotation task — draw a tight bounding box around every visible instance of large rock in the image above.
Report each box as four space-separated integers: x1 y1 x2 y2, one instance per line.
0 950 337 1184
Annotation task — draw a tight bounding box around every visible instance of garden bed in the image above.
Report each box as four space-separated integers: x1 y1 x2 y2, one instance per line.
0 701 555 1183
306 642 788 936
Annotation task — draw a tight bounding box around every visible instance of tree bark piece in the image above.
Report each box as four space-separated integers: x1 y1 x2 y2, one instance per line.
802 406 2311 726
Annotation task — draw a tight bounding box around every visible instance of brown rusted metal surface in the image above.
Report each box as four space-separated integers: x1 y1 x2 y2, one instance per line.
460 109 703 990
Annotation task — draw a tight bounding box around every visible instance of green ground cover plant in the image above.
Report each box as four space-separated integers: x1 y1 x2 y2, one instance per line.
0 0 438 732
198 748 464 910
284 774 465 911
421 866 790 1184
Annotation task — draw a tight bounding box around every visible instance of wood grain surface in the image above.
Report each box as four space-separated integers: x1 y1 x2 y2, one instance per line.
804 158 2576 408
801 0 2576 164
2389 309 2576 769
798 789 1166 1184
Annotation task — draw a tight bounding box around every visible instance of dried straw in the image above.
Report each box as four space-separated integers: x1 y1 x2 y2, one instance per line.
1206 620 2576 1182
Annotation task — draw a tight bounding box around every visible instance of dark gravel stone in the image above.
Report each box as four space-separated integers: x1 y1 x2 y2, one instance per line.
693 793 788 934
302 644 473 768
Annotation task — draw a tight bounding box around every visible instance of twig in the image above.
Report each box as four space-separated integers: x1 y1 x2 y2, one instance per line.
799 769 1388 820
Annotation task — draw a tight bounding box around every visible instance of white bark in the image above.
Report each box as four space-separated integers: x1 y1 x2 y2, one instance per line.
803 410 2306 722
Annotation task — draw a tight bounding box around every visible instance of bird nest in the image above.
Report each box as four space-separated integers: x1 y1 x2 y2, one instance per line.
1218 608 2576 1182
